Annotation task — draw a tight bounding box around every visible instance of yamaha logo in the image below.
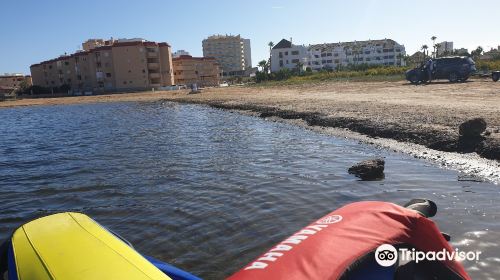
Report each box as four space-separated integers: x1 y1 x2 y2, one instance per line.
316 215 342 225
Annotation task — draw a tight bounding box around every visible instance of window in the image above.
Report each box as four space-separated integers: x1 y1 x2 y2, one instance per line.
321 53 326 57
285 51 288 55
291 59 299 63
291 51 299 55
326 60 333 63
106 73 111 78
96 62 102 67
142 69 146 73
77 75 82 80
279 60 283 67
64 61 69 66
123 81 127 84
314 55 319 58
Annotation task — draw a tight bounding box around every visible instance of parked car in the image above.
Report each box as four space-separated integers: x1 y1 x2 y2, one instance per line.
406 56 476 84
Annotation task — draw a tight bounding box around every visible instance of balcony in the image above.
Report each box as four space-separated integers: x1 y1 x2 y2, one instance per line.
149 72 160 79
147 62 159 69
147 52 158 58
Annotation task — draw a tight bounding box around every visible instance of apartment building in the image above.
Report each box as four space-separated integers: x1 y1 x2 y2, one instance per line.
202 34 252 76
270 39 309 73
172 50 191 58
30 38 174 93
436 41 453 56
271 38 406 73
0 74 32 89
172 55 221 87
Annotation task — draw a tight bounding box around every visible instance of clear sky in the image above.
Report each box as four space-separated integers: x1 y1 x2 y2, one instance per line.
1 0 499 74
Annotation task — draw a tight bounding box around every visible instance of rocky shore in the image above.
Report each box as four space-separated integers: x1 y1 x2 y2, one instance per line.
2 80 499 161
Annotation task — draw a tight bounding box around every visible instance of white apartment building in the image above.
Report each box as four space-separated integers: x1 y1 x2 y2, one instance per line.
202 34 252 76
436 41 453 56
270 38 406 73
270 39 309 72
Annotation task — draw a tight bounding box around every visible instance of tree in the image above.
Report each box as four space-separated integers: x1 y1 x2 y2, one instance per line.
434 43 441 57
431 36 437 58
471 46 483 60
421 45 429 58
258 60 268 72
295 61 304 74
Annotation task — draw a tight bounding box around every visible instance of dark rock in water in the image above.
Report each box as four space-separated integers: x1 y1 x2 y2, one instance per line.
457 118 487 153
459 118 487 137
476 138 500 161
458 135 485 153
348 158 385 180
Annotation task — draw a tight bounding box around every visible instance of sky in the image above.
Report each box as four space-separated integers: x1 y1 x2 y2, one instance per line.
1 0 499 74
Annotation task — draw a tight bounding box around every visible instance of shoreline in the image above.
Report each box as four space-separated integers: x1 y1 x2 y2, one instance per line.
2 80 499 172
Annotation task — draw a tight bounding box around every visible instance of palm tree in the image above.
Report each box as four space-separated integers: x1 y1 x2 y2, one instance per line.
431 36 437 58
258 60 268 72
434 43 441 57
421 45 429 58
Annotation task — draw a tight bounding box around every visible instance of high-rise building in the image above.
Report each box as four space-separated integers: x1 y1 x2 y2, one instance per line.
30 38 174 93
202 34 252 76
436 41 453 56
172 55 221 87
271 38 406 73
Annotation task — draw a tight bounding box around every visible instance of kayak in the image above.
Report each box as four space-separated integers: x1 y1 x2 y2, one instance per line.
0 212 200 280
228 199 471 280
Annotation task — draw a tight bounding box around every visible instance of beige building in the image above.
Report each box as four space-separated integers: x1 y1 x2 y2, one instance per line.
0 74 32 89
173 55 221 87
30 38 174 93
202 34 251 76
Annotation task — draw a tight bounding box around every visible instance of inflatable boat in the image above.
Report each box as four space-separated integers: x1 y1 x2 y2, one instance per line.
0 212 201 280
0 199 470 280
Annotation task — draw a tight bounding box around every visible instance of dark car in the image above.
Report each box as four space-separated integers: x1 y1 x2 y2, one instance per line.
406 56 476 84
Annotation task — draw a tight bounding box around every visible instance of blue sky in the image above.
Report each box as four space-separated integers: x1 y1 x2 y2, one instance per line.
1 0 499 74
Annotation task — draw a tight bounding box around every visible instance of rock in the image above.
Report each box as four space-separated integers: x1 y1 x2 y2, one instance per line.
348 158 385 180
476 138 500 161
459 118 487 137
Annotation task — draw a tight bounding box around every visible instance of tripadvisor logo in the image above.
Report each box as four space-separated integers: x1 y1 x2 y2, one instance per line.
375 244 481 267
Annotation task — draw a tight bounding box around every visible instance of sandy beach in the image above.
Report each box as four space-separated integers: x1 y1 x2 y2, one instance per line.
2 79 499 161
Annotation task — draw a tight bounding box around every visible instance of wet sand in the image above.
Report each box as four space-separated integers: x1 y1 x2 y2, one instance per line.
2 79 499 163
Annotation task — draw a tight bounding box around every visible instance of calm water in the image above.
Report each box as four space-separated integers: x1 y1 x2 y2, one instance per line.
1 102 499 279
